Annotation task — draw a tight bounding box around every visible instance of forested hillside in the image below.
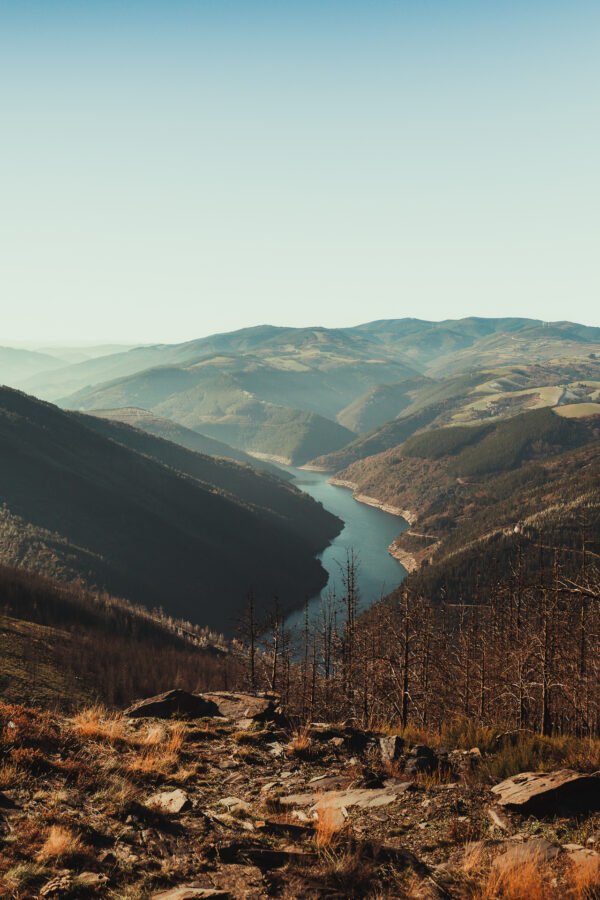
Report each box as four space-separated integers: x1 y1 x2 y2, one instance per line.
0 388 341 631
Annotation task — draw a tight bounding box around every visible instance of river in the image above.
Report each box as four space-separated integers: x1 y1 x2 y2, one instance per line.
276 466 409 631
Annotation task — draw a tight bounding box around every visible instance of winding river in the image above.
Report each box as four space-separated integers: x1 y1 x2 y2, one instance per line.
277 466 409 631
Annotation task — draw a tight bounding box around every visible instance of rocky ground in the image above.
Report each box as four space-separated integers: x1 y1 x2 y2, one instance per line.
1 691 599 899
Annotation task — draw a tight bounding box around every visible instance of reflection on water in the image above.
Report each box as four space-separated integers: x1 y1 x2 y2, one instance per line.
279 466 408 630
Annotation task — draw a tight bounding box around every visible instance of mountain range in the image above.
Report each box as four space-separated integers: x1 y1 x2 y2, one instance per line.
6 317 597 466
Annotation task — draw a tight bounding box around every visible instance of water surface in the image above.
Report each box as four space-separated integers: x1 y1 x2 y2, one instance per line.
278 466 408 630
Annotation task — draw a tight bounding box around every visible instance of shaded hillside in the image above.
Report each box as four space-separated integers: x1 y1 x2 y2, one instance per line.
32 325 417 407
336 375 433 432
25 318 600 405
406 440 600 602
0 388 341 632
28 319 597 466
78 412 334 548
352 317 600 374
87 407 291 479
0 565 235 708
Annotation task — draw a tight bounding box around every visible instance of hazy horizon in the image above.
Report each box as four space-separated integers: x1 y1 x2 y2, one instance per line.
1 1 599 343
4 312 599 354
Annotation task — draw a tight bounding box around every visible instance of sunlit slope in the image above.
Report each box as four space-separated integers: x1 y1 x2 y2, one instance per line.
310 361 600 471
333 406 599 578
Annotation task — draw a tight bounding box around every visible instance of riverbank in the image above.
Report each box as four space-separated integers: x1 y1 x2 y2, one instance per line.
275 466 408 627
329 477 417 525
247 450 293 465
388 542 419 572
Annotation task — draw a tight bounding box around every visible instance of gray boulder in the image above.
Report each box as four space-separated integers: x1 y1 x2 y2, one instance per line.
125 689 221 719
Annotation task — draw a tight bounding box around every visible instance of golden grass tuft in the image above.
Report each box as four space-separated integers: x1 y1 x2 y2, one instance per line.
126 722 185 778
570 855 600 900
461 841 486 876
314 804 346 848
36 825 84 863
72 705 128 745
288 727 311 754
482 857 552 900
287 727 321 760
0 760 19 790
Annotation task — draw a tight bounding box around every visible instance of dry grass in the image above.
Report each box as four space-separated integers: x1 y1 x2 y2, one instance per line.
36 825 84 863
72 705 128 745
0 702 60 751
1 863 49 894
287 727 311 754
481 858 552 899
570 855 600 900
376 717 600 783
0 760 19 789
287 727 322 761
315 844 376 896
232 727 265 744
126 722 185 778
91 774 139 816
9 746 54 774
484 733 600 783
462 841 487 876
314 804 346 848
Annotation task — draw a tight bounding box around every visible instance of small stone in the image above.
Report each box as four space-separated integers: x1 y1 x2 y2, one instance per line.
488 806 510 832
146 788 191 815
76 872 109 888
379 735 404 764
218 797 251 813
266 742 285 757
405 745 438 776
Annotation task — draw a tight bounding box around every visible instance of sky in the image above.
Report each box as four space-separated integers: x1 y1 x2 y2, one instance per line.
1 1 599 345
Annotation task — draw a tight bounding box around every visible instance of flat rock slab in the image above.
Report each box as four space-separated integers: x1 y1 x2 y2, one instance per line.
202 692 278 723
146 788 191 815
491 769 600 814
126 689 221 719
281 783 412 813
493 838 562 872
152 890 230 899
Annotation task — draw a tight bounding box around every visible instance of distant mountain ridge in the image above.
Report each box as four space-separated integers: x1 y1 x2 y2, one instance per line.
0 345 64 386
15 316 594 465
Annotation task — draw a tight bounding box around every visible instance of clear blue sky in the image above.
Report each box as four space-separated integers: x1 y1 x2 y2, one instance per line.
1 1 599 344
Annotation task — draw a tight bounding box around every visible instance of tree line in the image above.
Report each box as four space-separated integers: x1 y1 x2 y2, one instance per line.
237 529 600 737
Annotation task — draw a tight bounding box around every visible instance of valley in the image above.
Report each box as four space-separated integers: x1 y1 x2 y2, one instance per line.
274 466 408 631
1 317 600 900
